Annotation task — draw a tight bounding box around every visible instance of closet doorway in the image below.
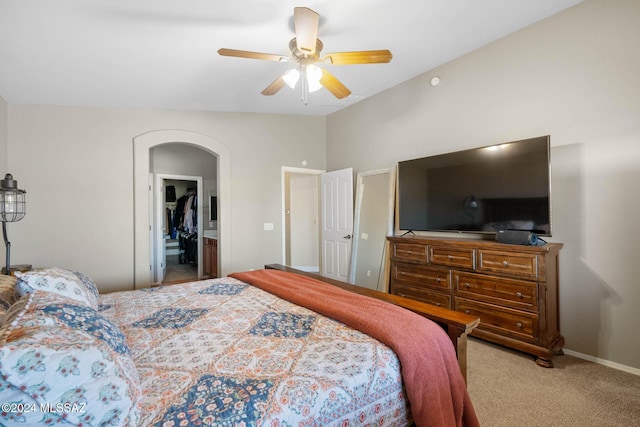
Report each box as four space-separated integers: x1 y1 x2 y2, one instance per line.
133 130 229 289
155 175 201 283
282 167 323 272
150 142 218 285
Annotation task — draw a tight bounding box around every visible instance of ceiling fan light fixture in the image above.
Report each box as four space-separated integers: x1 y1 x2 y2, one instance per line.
283 68 300 89
282 65 322 93
306 65 323 93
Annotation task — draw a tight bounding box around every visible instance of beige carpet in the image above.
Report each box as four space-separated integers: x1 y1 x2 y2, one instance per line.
466 337 640 426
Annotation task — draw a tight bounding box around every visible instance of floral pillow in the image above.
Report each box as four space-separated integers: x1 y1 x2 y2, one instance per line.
0 291 141 427
15 267 99 309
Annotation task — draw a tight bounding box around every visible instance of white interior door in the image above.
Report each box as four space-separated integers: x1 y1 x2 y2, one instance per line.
321 168 354 281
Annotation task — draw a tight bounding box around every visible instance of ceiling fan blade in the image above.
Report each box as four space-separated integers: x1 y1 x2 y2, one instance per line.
294 7 319 54
323 50 393 65
261 75 286 96
320 69 351 99
218 48 289 62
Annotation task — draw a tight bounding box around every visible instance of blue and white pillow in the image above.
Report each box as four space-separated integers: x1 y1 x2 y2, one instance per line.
71 270 100 303
15 267 99 309
0 291 141 427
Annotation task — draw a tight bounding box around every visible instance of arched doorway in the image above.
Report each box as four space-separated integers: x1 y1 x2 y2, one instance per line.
133 130 231 289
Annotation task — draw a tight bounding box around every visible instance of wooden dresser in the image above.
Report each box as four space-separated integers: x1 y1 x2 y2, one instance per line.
388 236 564 367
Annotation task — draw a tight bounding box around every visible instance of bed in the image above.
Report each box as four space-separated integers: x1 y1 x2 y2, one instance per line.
0 266 479 427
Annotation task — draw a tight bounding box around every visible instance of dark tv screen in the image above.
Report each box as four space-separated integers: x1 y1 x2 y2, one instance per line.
398 136 551 236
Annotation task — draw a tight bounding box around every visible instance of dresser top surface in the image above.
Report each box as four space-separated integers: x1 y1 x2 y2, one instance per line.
388 235 563 254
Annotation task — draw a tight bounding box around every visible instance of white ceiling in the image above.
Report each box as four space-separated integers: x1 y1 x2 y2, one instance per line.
0 0 582 116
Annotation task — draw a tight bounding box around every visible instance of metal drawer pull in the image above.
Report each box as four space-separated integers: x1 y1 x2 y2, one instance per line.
408 250 412 254
448 255 453 260
516 322 523 328
502 260 509 266
464 282 471 288
435 278 441 283
464 309 470 314
435 302 442 307
516 292 523 298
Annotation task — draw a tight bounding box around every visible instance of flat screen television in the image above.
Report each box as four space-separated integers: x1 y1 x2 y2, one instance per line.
397 135 551 236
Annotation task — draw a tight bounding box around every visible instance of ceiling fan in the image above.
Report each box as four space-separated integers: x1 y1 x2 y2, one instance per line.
218 7 392 104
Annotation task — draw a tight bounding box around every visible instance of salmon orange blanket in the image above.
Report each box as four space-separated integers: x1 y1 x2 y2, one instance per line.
229 269 479 427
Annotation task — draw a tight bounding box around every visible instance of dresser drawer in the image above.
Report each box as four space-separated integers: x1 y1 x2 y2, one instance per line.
477 249 538 279
454 272 538 311
393 242 428 263
429 245 475 269
393 262 451 291
455 298 539 342
392 283 451 309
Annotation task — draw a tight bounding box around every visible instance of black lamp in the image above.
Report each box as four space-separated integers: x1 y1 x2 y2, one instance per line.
1 174 26 275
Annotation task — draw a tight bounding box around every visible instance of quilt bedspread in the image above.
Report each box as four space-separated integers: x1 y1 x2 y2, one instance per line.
98 277 411 426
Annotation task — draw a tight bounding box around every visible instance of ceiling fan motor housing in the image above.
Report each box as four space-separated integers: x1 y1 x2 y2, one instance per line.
289 38 323 64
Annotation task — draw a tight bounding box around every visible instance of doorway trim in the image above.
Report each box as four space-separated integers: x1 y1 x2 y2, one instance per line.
281 166 324 268
133 130 231 289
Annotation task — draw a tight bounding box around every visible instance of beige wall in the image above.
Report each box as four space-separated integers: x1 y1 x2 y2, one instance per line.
6 105 326 291
327 0 640 370
0 95 6 167
0 95 7 266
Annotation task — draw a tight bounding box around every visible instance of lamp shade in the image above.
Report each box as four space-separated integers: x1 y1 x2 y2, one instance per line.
306 64 323 93
283 68 300 89
0 174 26 222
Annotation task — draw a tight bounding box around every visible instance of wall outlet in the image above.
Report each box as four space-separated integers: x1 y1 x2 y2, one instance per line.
263 222 274 231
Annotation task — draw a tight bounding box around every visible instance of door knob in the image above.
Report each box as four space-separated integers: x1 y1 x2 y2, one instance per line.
343 234 352 239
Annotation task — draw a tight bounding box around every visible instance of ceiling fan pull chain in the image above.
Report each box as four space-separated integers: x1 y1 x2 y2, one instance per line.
301 67 309 105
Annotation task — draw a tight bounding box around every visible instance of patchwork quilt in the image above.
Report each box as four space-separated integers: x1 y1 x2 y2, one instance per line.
99 277 412 426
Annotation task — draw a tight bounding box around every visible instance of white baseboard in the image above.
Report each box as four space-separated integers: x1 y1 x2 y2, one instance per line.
563 348 640 376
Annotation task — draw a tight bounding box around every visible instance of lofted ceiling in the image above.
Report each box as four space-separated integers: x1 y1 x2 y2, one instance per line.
0 0 582 116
